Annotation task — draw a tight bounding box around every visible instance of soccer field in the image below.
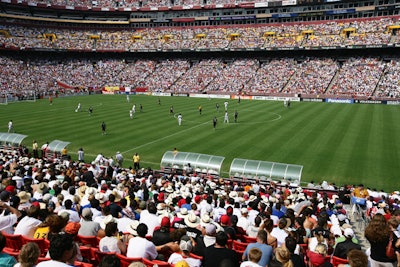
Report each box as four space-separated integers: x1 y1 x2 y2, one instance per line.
0 94 399 192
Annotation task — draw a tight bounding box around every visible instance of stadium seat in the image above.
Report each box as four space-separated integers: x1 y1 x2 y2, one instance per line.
93 248 115 265
21 236 48 256
242 235 257 243
77 235 99 248
116 254 142 267
232 240 249 251
331 256 349 267
2 232 22 252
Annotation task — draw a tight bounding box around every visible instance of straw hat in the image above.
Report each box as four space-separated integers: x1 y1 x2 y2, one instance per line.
126 220 140 236
17 191 31 204
184 212 200 228
100 215 117 229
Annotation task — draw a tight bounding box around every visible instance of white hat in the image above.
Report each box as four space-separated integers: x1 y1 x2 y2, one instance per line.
127 221 139 236
201 214 213 227
184 212 200 228
177 208 189 218
344 228 354 238
100 215 117 229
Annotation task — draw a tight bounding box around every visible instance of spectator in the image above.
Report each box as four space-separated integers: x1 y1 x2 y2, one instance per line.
0 231 17 267
333 228 361 259
37 234 75 267
15 242 41 267
240 247 262 267
242 230 273 267
203 231 239 267
126 223 157 260
99 221 127 254
337 249 368 267
365 213 397 266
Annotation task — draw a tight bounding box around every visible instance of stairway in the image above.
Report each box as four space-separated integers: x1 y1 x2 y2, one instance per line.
344 204 370 251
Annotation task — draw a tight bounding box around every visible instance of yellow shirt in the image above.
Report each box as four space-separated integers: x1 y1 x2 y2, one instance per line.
133 154 140 163
34 226 49 239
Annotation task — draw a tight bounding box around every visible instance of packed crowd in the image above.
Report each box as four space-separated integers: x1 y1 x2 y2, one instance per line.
1 18 399 51
1 55 400 99
0 148 400 267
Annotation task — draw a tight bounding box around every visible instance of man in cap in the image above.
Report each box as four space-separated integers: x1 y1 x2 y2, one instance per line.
333 227 361 259
78 208 101 237
237 208 250 231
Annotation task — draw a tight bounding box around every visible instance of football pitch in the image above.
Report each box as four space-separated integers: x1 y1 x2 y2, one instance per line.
0 94 399 192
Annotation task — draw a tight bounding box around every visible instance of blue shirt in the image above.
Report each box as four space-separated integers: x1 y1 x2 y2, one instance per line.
243 242 273 267
0 252 17 267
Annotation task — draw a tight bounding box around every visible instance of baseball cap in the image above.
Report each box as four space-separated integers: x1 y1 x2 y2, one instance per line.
344 228 354 238
65 222 81 235
179 238 193 252
220 215 230 225
161 216 170 228
206 223 216 235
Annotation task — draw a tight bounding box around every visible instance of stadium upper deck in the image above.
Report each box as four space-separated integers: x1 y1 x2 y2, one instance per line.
1 0 400 27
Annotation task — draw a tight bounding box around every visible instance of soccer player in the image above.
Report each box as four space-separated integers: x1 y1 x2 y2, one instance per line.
216 103 220 112
126 94 130 102
7 120 13 133
129 110 133 119
170 106 174 116
101 122 106 135
224 101 228 111
224 112 229 123
89 106 93 116
199 105 202 115
132 104 136 113
234 110 238 123
178 113 182 126
213 116 217 129
75 103 81 112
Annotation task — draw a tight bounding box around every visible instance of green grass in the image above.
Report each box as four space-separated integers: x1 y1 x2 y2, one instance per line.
0 95 399 192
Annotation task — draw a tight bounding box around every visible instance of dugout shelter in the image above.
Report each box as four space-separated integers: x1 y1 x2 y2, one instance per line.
0 133 28 150
161 151 225 176
229 158 303 185
46 140 70 160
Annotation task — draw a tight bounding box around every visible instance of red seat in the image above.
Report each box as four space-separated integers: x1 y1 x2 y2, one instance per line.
2 232 22 252
80 246 95 263
77 235 99 248
331 256 349 267
116 254 142 267
21 236 47 256
74 261 94 267
189 253 203 260
93 248 115 265
242 235 257 243
232 240 249 251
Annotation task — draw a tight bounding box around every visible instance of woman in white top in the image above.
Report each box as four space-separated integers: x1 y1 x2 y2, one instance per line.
99 221 127 254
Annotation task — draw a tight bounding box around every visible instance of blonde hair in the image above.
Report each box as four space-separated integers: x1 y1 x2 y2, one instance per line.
275 247 293 267
314 243 327 256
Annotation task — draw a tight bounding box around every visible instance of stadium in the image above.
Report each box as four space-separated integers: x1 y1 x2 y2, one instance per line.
0 0 400 266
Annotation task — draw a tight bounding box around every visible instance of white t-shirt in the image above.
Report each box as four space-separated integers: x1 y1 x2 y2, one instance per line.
168 253 201 267
240 261 262 267
99 236 121 254
14 216 42 238
36 260 71 267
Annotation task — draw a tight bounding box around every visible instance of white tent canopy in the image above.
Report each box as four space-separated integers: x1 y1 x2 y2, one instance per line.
0 132 28 148
161 151 225 176
47 140 70 154
229 158 303 185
